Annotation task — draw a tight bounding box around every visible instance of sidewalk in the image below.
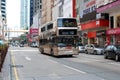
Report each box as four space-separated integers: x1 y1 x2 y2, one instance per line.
0 50 11 80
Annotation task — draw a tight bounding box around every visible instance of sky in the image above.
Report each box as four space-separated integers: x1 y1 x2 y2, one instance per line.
6 0 21 37
6 0 20 30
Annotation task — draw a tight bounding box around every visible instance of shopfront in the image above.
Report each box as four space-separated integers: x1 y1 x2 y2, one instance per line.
96 0 120 46
96 30 106 47
106 27 120 45
80 19 109 46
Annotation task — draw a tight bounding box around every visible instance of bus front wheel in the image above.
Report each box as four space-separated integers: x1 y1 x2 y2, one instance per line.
51 49 54 56
40 48 44 54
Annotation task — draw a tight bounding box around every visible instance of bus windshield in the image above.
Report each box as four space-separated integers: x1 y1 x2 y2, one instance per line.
57 18 77 27
52 37 75 46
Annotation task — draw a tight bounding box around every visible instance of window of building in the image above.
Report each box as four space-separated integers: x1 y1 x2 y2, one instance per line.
40 0 42 3
2 15 6 17
110 16 114 29
40 5 42 9
1 11 5 13
116 15 120 27
1 3 5 6
2 0 5 2
1 7 5 9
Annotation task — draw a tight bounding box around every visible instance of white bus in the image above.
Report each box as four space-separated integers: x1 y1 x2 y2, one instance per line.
38 17 79 56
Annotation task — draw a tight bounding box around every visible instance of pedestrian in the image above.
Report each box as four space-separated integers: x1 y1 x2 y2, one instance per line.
104 40 110 48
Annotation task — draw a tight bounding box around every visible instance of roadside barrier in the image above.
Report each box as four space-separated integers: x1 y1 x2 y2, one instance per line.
0 44 9 72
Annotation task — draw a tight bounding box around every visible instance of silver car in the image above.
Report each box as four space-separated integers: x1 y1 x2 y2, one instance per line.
76 43 85 53
84 44 103 55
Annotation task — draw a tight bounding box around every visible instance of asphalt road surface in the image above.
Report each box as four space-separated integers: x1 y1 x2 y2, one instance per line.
8 47 120 80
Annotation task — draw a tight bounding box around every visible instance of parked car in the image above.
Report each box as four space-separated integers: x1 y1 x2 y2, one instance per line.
31 42 38 47
76 43 85 53
19 43 24 47
84 44 103 55
104 45 120 61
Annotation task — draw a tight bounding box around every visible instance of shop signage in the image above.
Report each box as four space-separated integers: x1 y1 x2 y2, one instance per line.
87 31 96 38
30 28 38 34
97 0 120 12
96 30 106 37
96 0 116 8
107 28 120 35
80 0 96 18
81 19 109 30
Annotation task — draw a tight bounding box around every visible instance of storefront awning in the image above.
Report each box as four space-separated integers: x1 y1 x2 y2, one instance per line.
80 19 109 30
97 0 120 13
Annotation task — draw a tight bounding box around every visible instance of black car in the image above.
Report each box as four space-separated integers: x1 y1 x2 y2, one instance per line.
104 45 120 61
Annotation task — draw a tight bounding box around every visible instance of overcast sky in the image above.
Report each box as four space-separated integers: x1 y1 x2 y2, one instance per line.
6 0 20 30
6 0 21 37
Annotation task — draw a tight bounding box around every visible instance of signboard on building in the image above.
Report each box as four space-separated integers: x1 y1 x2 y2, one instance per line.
30 28 38 34
80 0 96 18
80 0 96 23
96 0 117 8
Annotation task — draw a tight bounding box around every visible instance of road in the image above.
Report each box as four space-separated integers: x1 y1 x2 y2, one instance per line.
8 47 120 80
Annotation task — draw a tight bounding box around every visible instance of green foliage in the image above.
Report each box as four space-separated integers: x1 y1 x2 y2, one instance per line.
0 43 9 52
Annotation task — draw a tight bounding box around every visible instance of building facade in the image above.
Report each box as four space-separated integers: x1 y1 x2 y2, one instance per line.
20 0 30 30
97 0 120 45
30 0 34 27
0 0 6 40
0 0 6 19
52 0 76 21
33 0 42 28
28 0 42 44
76 0 80 24
79 0 109 47
41 0 53 25
52 0 64 21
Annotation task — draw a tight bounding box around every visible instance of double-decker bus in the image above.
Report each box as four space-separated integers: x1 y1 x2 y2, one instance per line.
38 17 79 56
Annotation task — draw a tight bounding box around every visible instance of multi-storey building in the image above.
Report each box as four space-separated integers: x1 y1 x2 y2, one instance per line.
29 0 42 41
52 0 64 21
0 0 6 40
0 11 3 39
79 0 109 47
52 0 76 21
97 0 120 45
20 0 30 30
33 0 42 28
33 0 42 15
41 0 53 25
30 0 34 27
0 0 6 19
63 0 76 18
76 0 80 24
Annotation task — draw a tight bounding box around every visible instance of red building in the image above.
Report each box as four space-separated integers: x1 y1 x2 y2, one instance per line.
79 0 109 47
97 0 120 45
28 28 39 43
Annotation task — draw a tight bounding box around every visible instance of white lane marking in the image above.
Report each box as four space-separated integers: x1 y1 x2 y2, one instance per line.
63 64 86 74
25 57 31 61
48 59 86 74
109 62 120 66
68 57 104 63
48 59 58 64
48 73 61 79
101 79 106 80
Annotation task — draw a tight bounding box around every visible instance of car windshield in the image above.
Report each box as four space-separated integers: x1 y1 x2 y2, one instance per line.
115 45 120 49
76 43 83 46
